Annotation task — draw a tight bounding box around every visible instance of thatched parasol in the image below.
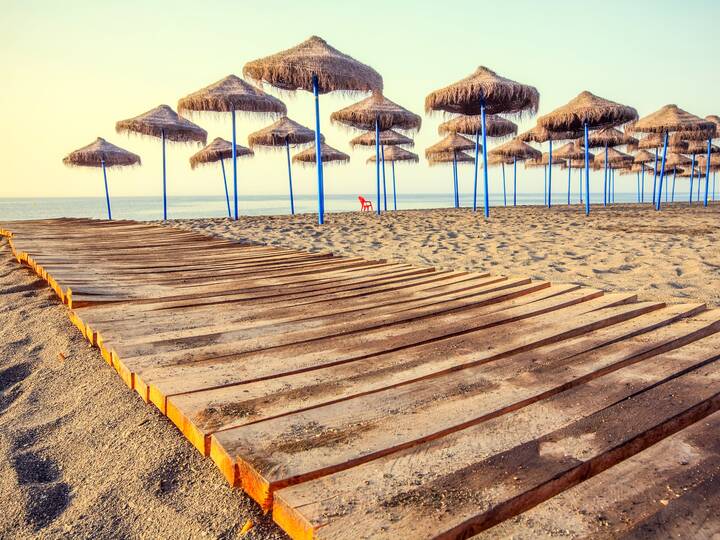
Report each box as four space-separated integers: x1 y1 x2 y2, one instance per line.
116 105 207 220
488 138 542 161
247 116 317 215
189 138 253 218
292 142 349 165
244 36 382 222
189 137 253 169
425 133 476 157
177 75 285 220
594 147 634 167
535 91 637 214
578 127 638 149
366 146 418 163
487 139 541 207
548 141 585 161
637 132 687 150
62 137 141 220
518 125 579 143
425 66 539 216
687 141 720 154
178 74 286 115
365 146 419 210
438 115 517 139
634 149 659 164
350 129 414 148
330 93 421 132
537 91 637 134
628 105 716 136
628 105 717 208
525 152 570 168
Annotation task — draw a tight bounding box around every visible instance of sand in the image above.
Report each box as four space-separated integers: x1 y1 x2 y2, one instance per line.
1 201 719 539
169 202 720 308
0 242 285 539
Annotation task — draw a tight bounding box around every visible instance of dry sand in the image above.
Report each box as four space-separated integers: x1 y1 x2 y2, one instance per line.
1 202 719 539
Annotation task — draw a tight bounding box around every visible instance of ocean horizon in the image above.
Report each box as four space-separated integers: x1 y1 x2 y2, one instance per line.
0 191 669 221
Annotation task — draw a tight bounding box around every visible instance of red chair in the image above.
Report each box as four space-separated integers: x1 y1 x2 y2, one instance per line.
358 196 373 211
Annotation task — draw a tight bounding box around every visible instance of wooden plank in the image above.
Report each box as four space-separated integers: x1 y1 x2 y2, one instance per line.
272 333 720 539
162 302 705 455
209 300 677 495
478 411 720 539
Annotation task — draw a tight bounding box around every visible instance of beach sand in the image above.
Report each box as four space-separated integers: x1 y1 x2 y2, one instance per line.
1 202 719 539
170 202 720 308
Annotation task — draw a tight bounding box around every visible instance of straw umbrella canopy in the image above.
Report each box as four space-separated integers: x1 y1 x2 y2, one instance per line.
243 36 382 224
349 129 414 148
662 153 693 169
365 146 419 211
686 141 720 155
189 138 253 218
366 146 418 163
293 142 349 165
577 127 637 149
425 133 476 157
438 115 518 140
62 137 141 220
627 105 717 208
425 66 540 216
330 93 421 132
698 154 720 170
177 74 285 220
594 147 634 167
633 150 656 164
189 137 253 169
247 116 317 215
525 153 569 168
487 139 541 207
116 104 207 220
637 132 687 150
536 91 638 214
427 150 475 164
426 133 478 210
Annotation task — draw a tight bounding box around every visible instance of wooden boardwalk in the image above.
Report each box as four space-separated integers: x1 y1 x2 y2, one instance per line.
2 218 720 539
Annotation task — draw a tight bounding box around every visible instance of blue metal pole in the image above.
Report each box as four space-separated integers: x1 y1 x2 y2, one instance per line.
452 151 459 208
704 138 713 207
652 147 659 205
391 160 397 210
513 157 517 206
567 162 571 205
656 132 669 211
311 75 325 224
636 171 640 202
220 159 231 217
101 160 112 220
697 166 702 201
472 129 480 212
641 163 645 203
161 128 167 220
671 167 677 202
714 171 717 201
688 153 696 204
579 166 582 203
543 165 547 205
584 123 590 215
285 138 295 215
381 145 387 211
501 162 507 206
374 118 381 216
232 106 238 220
603 143 608 207
612 168 615 203
481 101 490 217
547 139 553 208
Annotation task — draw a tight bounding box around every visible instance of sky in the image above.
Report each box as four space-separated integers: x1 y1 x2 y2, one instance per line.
2 0 719 201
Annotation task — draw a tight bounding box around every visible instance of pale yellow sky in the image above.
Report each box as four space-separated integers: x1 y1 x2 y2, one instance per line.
2 0 718 200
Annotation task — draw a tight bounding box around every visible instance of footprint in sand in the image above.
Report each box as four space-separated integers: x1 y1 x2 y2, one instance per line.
11 450 70 531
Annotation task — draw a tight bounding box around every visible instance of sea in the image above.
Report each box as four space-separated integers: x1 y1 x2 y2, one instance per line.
0 192 656 221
